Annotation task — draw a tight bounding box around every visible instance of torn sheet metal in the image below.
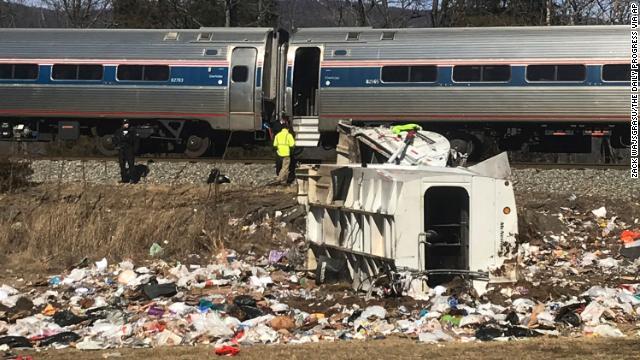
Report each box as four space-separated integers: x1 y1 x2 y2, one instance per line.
336 122 451 167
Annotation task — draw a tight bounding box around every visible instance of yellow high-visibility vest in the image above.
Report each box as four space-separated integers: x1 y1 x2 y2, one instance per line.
392 123 422 135
273 128 295 157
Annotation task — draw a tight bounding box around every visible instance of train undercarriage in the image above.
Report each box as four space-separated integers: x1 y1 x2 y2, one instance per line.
0 117 630 164
0 117 266 158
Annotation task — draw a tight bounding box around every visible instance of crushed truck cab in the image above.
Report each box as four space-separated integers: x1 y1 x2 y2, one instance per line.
297 152 518 292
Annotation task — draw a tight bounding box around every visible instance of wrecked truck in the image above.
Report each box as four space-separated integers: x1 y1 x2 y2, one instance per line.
296 152 518 294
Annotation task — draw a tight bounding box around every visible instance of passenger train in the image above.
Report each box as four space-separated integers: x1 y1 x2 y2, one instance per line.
0 26 631 159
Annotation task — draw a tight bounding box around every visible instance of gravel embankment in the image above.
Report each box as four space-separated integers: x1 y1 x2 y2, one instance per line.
23 159 639 198
511 168 638 199
27 160 275 187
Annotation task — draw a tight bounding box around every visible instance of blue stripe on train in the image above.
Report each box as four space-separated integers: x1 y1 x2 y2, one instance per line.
321 65 629 87
0 65 237 87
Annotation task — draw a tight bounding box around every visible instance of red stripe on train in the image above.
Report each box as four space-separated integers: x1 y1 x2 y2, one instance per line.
322 59 629 67
322 114 627 120
0 109 226 117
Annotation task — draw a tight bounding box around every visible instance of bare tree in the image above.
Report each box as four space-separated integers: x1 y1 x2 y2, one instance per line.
432 0 457 27
42 0 110 28
319 0 355 26
594 0 631 24
348 0 369 26
224 0 240 27
0 0 24 27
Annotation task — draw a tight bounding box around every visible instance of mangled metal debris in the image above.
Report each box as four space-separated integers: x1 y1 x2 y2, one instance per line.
336 122 457 167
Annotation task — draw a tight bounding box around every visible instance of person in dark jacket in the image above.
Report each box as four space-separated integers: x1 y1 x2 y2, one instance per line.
113 119 137 183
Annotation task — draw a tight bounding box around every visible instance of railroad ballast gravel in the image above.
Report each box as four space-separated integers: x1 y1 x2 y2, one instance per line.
24 159 638 197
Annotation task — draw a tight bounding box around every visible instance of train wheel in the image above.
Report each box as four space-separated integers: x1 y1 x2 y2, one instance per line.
95 134 118 157
184 134 211 158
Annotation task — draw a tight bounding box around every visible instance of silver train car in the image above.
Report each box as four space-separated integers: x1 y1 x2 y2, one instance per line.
0 28 286 156
0 25 631 159
285 26 630 158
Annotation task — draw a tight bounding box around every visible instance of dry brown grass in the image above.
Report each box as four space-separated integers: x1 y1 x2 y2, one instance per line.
0 158 32 192
0 182 298 272
25 336 640 360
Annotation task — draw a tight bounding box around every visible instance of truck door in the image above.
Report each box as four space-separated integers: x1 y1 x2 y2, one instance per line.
229 47 257 130
423 185 470 286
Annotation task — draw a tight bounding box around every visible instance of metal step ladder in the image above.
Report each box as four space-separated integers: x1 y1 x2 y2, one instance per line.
292 116 320 147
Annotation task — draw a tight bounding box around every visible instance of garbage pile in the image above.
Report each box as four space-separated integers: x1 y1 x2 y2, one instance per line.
1 205 640 354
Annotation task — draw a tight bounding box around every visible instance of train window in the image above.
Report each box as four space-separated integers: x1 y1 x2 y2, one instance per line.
453 65 481 82
78 65 103 80
557 65 585 81
143 65 170 81
0 65 11 79
482 65 510 82
333 49 348 56
382 65 437 83
453 65 510 82
231 66 249 82
117 65 169 81
117 65 143 81
526 65 555 81
602 64 630 82
410 66 437 82
52 65 78 80
381 66 409 82
14 64 38 79
527 64 585 82
204 49 218 56
53 64 103 80
0 64 38 80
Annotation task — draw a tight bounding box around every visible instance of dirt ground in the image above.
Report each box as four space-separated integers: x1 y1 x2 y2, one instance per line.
15 337 640 360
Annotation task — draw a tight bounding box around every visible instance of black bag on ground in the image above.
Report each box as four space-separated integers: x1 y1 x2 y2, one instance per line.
142 282 177 299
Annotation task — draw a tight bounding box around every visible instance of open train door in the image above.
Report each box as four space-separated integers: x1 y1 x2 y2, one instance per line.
291 47 321 147
229 47 257 130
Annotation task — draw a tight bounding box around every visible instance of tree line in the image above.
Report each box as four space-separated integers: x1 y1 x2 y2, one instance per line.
0 0 632 29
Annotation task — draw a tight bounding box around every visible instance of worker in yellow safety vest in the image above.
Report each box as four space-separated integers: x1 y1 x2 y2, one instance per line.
273 124 296 184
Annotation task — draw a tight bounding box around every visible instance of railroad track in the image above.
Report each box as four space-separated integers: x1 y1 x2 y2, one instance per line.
6 155 274 164
510 162 629 170
5 154 630 170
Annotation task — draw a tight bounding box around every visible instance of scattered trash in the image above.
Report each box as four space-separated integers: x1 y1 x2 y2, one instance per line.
591 206 607 218
214 345 240 356
95 258 108 272
585 324 625 337
621 230 640 244
142 282 177 299
149 243 164 257
1 198 639 353
38 331 81 346
0 336 32 349
53 310 87 327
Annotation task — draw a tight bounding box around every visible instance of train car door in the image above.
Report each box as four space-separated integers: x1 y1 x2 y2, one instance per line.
292 47 321 117
229 47 257 130
289 46 322 147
